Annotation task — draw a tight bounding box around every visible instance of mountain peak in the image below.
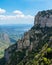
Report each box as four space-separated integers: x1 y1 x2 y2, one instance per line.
34 10 52 27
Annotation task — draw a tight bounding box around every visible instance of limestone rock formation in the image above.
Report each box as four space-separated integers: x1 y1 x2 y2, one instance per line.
35 10 52 27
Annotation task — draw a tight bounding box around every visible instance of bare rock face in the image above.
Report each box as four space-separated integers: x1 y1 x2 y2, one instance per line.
34 10 52 27
17 32 30 50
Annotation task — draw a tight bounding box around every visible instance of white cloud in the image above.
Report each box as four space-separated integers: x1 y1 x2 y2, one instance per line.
13 10 23 15
0 8 6 14
0 10 34 25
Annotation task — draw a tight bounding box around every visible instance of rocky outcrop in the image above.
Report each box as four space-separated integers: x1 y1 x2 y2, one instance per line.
17 32 30 50
35 10 52 27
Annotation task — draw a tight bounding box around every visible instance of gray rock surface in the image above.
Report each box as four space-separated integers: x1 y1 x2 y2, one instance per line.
34 10 52 27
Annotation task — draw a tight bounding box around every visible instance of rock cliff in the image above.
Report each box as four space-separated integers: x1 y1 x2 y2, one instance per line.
35 10 52 27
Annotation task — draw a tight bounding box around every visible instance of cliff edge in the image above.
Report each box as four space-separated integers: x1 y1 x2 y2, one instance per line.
35 10 52 27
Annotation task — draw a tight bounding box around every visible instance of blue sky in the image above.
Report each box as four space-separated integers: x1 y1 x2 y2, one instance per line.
0 0 52 25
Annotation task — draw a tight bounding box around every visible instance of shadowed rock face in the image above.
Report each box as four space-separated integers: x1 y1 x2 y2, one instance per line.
34 10 52 27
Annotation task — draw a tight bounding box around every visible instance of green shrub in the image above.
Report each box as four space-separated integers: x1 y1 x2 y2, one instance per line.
43 57 50 65
47 48 52 53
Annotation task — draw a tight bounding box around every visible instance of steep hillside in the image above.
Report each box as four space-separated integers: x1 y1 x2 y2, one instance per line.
5 27 52 65
3 10 52 65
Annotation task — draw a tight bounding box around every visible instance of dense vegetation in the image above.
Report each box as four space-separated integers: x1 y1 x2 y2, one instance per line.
5 40 52 65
